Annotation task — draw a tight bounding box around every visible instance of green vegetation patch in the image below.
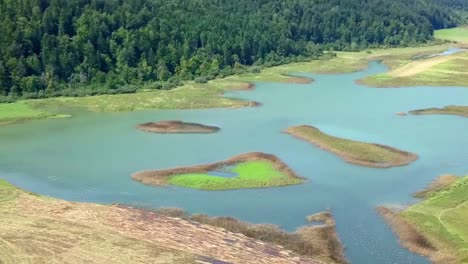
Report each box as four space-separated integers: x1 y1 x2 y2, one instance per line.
168 161 301 190
409 105 468 118
285 125 418 168
0 102 66 125
132 152 305 190
435 27 468 44
400 176 468 263
359 37 468 88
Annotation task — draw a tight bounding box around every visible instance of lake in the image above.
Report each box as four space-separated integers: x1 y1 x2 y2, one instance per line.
1 60 467 264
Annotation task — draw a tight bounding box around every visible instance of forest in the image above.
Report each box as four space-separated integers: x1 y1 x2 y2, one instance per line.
0 0 464 101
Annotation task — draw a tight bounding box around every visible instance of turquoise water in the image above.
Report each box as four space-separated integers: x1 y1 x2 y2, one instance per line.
1 60 467 263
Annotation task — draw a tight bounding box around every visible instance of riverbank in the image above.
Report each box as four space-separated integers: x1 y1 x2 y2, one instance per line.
0 179 343 264
1 31 466 126
150 207 347 264
132 152 305 190
359 27 468 88
285 125 418 168
409 105 468 118
378 175 468 264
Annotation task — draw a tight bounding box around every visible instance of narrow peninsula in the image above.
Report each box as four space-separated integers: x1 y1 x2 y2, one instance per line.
378 175 468 264
137 120 220 134
285 125 418 168
409 106 468 118
132 152 305 190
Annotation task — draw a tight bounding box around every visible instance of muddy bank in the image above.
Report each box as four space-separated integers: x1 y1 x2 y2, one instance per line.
413 175 458 198
303 211 347 264
146 207 346 264
136 120 220 134
376 207 437 259
285 125 418 168
132 152 304 188
282 75 313 84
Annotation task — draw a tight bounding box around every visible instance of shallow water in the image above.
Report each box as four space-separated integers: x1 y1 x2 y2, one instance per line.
413 47 467 59
1 58 467 263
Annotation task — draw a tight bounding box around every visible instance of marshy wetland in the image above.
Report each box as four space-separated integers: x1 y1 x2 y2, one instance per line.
0 43 468 263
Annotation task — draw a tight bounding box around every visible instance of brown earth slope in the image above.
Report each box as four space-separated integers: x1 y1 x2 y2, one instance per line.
0 180 326 264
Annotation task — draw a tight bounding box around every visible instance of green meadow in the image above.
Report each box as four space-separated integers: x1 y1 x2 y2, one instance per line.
168 161 303 190
401 176 468 263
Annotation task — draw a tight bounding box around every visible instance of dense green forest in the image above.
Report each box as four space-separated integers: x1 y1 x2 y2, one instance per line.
0 0 463 101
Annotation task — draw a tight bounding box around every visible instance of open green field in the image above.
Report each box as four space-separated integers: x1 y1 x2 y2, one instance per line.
285 125 418 168
400 176 468 264
409 105 468 118
168 161 302 190
0 102 69 125
435 27 468 44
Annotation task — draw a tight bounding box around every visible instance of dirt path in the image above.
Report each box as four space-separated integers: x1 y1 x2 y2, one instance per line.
390 55 456 77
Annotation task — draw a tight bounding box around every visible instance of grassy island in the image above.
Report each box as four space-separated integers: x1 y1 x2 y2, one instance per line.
409 106 468 118
0 179 329 264
285 125 418 168
136 120 220 134
378 175 468 264
132 152 305 190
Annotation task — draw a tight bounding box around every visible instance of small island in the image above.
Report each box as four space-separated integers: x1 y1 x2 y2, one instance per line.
136 120 220 134
132 152 305 190
285 125 418 168
378 175 468 264
409 105 468 118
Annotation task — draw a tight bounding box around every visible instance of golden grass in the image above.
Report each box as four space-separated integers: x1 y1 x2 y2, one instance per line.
0 180 324 264
285 125 418 168
154 208 346 264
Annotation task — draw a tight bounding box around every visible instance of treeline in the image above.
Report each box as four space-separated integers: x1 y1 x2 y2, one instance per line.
430 0 468 10
0 0 461 101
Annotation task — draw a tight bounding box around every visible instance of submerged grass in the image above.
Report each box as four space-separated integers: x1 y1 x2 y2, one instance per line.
380 176 468 264
168 161 301 190
285 125 418 168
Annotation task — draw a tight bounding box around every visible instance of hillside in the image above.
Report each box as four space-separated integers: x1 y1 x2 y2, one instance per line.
0 179 345 264
0 0 460 101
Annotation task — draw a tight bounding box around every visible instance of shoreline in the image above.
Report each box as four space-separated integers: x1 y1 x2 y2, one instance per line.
285 125 418 168
378 175 468 264
1 40 465 126
376 207 437 259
